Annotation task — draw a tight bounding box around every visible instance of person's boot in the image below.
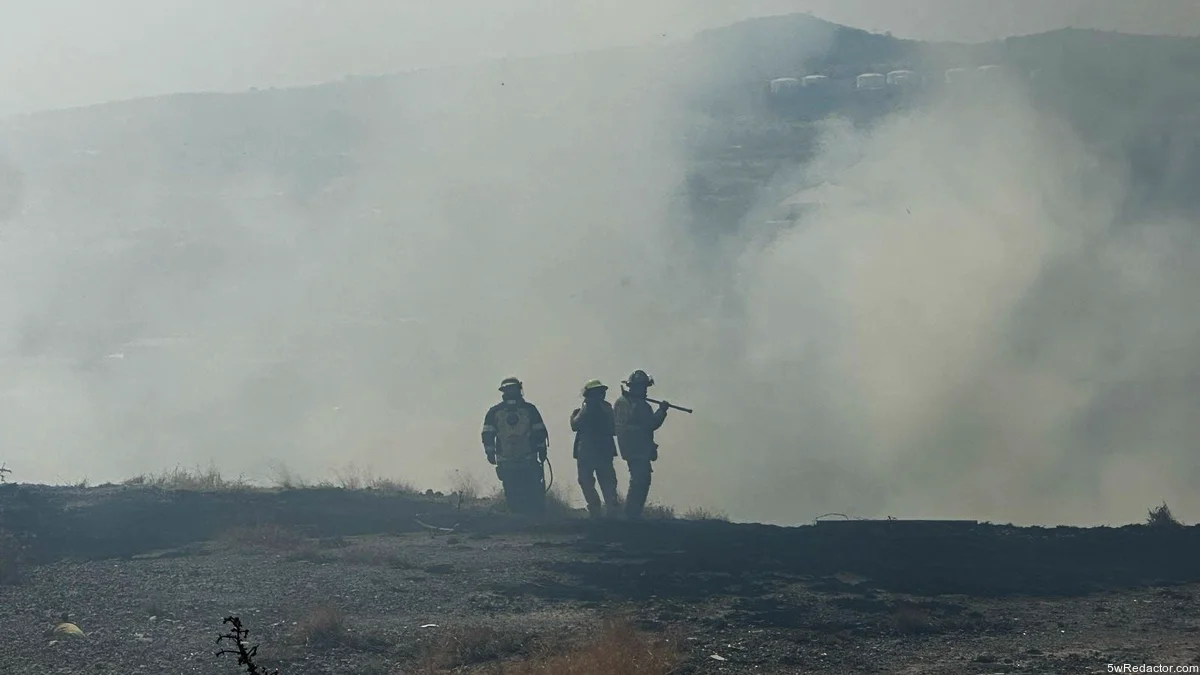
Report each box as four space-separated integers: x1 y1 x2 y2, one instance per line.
599 483 620 519
580 481 602 519
626 481 648 520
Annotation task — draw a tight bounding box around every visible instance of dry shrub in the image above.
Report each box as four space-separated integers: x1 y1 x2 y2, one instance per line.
296 604 351 648
370 477 418 494
125 465 251 491
449 470 483 501
891 603 935 635
544 486 579 518
288 604 391 653
268 461 308 490
140 594 170 619
682 507 729 522
1147 501 1184 528
331 462 418 493
421 624 534 670
641 503 677 520
500 619 680 675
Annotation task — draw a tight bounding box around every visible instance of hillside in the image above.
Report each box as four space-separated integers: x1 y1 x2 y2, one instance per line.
4 16 1200 231
4 482 1200 673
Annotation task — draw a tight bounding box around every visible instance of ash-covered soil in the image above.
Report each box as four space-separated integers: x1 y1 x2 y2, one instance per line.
4 484 1200 674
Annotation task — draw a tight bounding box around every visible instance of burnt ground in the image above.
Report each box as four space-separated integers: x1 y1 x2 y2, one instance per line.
3 484 1200 674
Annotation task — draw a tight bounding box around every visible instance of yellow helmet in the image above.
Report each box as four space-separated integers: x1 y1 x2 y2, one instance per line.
581 379 608 396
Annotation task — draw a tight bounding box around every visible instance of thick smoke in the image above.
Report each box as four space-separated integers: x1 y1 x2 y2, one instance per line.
0 41 756 492
693 73 1200 526
1 17 1198 526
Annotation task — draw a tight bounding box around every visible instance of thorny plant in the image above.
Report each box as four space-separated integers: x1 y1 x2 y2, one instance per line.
216 616 280 675
1147 501 1184 528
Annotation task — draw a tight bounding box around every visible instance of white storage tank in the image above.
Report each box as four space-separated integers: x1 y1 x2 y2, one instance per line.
886 69 917 86
976 64 1002 82
856 73 886 90
769 77 801 95
944 67 970 86
801 74 830 88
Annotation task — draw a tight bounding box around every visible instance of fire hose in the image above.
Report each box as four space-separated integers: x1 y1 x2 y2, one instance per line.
542 456 554 493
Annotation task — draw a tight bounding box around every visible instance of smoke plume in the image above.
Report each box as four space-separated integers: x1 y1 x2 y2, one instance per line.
1 16 1198 527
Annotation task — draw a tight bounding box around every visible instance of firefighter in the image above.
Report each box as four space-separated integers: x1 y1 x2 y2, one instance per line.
481 376 548 516
613 369 670 519
570 379 620 519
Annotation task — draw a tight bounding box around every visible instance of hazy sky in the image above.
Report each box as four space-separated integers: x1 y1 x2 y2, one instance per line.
3 0 1200 116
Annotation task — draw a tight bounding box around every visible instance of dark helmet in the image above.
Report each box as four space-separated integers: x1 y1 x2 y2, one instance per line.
623 370 654 388
498 376 523 392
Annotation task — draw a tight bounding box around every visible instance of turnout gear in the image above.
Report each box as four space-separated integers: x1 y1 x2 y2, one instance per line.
482 379 548 517
614 373 670 519
571 379 619 518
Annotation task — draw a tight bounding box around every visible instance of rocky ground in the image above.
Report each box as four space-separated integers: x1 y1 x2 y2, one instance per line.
3 484 1200 674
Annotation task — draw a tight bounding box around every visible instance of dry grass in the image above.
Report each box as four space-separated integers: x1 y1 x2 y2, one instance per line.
544 485 579 517
1147 501 1184 528
123 465 252 491
419 624 535 671
267 461 308 490
295 604 352 648
681 507 730 522
890 603 935 635
331 462 418 493
291 603 392 653
641 503 677 520
420 618 681 674
449 469 484 502
120 461 420 494
140 593 171 619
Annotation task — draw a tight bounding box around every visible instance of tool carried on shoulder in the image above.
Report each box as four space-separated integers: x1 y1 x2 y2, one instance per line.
645 396 693 414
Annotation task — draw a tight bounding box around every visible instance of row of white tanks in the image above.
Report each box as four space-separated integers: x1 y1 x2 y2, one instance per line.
768 64 1003 95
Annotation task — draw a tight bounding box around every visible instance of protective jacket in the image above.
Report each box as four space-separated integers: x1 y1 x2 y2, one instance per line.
613 391 666 461
481 398 548 464
569 400 617 460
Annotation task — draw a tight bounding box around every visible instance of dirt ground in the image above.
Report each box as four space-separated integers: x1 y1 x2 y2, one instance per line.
3 484 1200 674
